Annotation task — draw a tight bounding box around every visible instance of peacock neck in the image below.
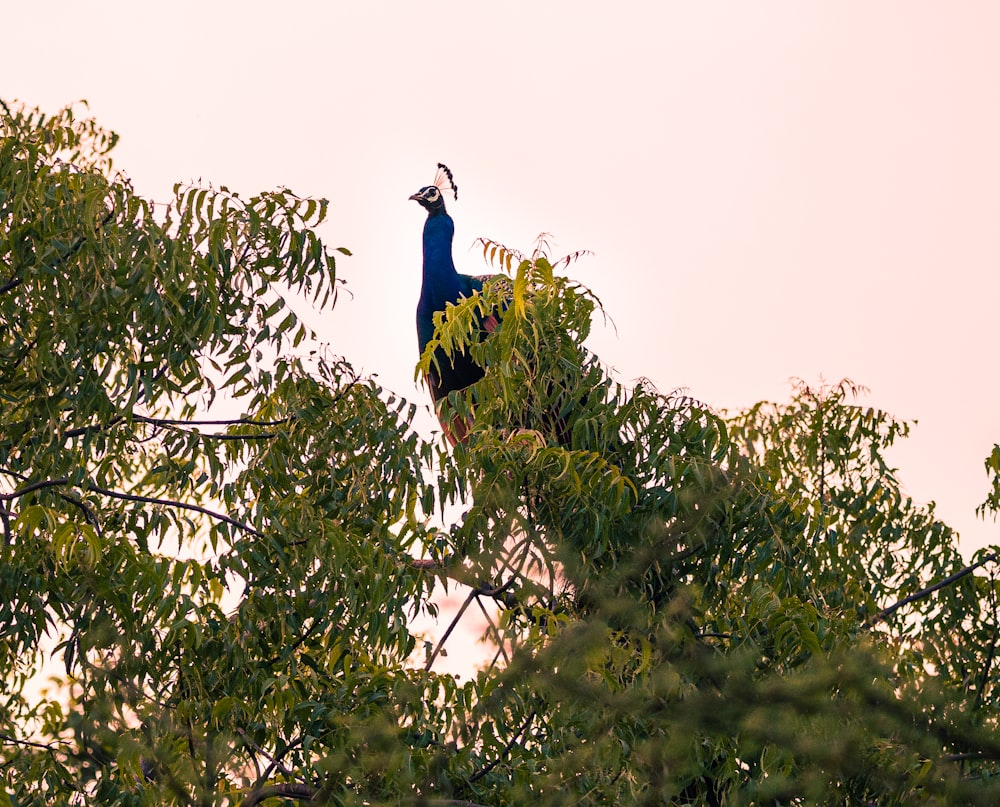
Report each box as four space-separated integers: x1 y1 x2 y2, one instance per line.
417 211 463 351
420 213 462 298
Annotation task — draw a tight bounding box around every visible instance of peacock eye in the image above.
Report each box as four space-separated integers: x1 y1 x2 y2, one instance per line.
426 188 439 201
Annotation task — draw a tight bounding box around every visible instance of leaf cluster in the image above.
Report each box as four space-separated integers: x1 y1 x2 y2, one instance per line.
5 103 1000 807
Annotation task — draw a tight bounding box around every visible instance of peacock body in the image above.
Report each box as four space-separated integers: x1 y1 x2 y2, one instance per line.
411 164 501 444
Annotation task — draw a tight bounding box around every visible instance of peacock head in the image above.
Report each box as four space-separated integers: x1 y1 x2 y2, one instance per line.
409 163 458 215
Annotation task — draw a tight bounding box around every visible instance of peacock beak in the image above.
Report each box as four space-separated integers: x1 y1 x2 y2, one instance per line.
408 192 423 201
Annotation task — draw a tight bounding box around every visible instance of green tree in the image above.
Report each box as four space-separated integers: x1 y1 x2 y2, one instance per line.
3 101 1000 806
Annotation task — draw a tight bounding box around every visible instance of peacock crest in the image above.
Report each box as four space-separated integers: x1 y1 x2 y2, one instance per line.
433 163 458 201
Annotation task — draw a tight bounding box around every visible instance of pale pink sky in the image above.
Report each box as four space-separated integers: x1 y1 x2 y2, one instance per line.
9 2 1000 556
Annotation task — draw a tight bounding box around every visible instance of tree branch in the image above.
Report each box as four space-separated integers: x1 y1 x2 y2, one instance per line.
0 272 24 296
0 477 70 501
238 783 495 807
240 730 306 787
0 477 265 540
469 710 536 784
89 484 266 539
139 415 291 428
425 589 478 672
60 413 288 441
409 802 494 807
867 552 1000 627
240 783 316 807
974 567 999 712
2 207 116 298
407 558 520 607
0 732 71 752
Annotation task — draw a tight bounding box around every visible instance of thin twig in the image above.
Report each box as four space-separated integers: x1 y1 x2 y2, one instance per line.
474 595 510 666
425 590 478 672
484 644 505 676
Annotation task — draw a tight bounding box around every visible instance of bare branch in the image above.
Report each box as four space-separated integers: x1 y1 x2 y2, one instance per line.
425 590 478 672
474 595 510 666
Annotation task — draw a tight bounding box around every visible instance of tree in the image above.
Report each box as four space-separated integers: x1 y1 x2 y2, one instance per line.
3 101 1000 806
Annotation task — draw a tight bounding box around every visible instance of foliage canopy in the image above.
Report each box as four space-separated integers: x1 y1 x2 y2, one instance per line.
3 102 1000 806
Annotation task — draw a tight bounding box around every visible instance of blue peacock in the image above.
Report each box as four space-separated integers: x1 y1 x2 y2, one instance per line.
411 162 592 448
410 163 504 445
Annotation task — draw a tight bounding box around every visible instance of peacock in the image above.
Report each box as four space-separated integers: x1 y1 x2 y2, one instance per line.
410 163 504 445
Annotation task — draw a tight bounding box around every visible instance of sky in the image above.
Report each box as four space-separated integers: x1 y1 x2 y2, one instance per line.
8 2 1000 560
